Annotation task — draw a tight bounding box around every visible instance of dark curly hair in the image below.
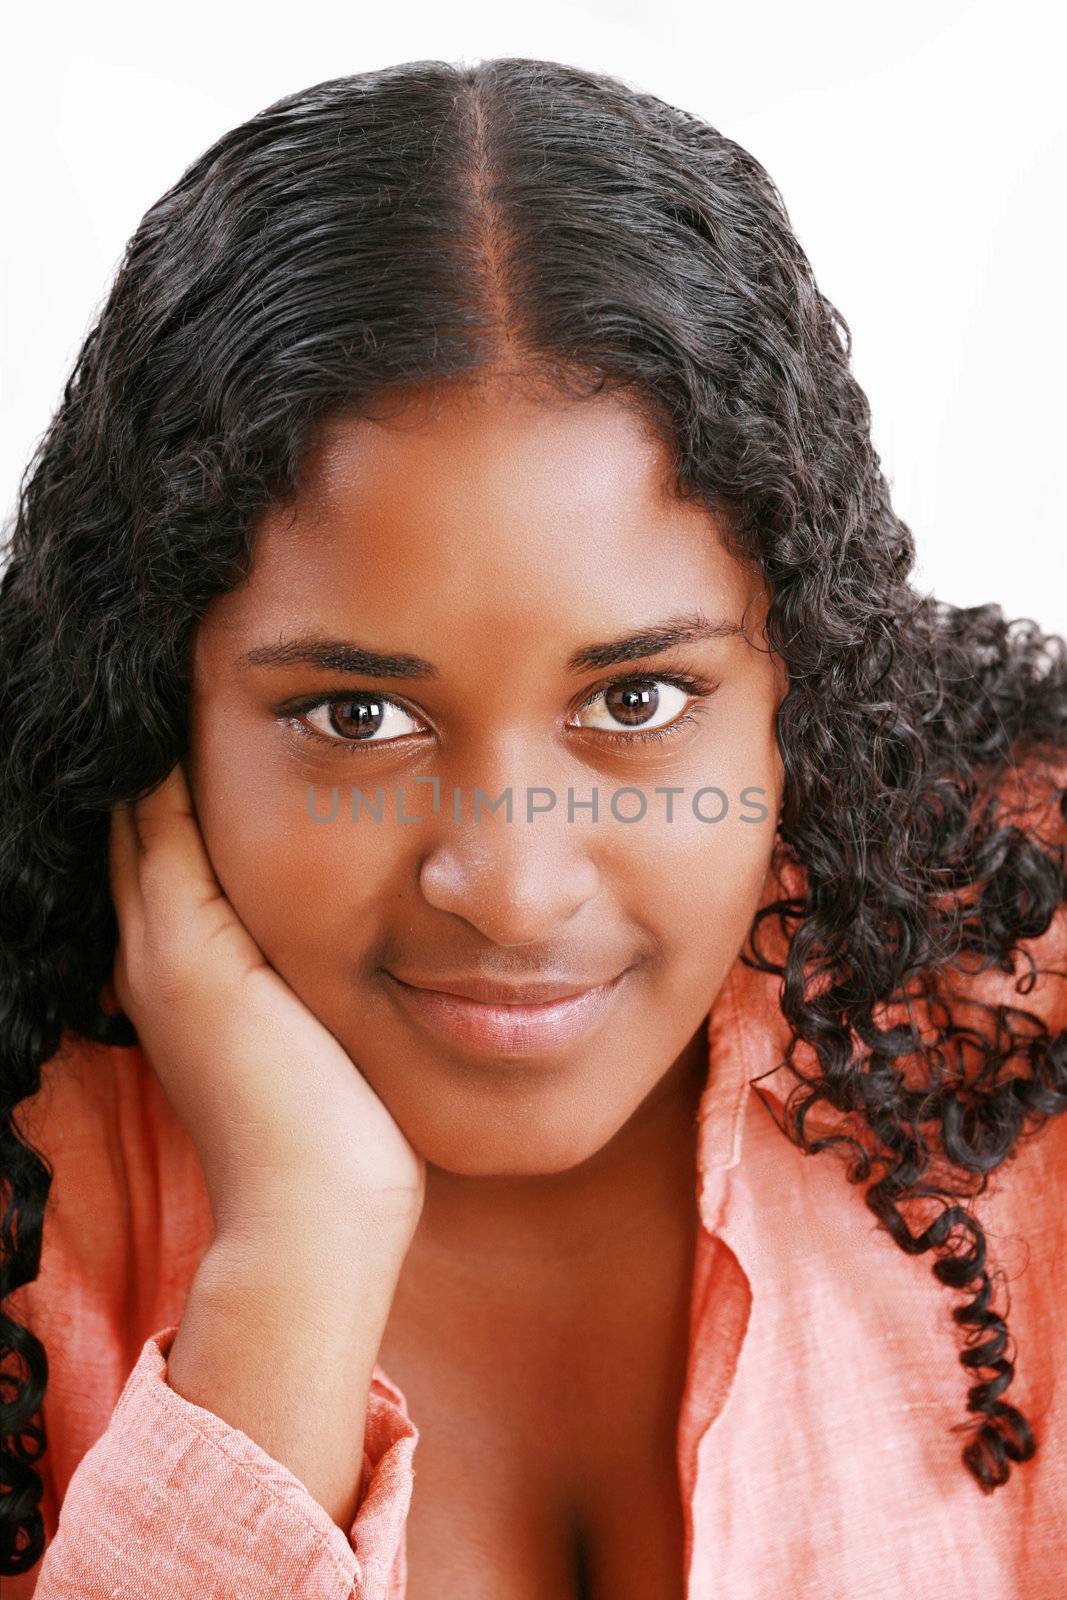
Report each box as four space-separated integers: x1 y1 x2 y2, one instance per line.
1 55 1065 1576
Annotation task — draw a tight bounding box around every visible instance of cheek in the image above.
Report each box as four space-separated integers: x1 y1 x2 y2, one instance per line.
627 696 782 989
632 797 776 960
187 708 396 982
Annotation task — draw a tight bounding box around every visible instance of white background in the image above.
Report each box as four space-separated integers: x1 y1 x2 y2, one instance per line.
3 0 1064 633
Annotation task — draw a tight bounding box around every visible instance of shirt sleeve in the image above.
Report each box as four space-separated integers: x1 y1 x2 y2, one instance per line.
27 1323 418 1600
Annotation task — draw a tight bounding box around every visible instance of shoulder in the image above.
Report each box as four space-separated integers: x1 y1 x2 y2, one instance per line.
925 747 1067 1037
10 1030 213 1345
18 1029 205 1225
985 744 1066 849
935 747 1067 1205
5 1032 215 1533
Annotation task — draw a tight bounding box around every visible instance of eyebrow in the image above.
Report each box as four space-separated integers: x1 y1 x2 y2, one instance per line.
237 609 743 679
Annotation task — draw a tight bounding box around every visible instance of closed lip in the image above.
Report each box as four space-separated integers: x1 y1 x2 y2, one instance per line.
384 971 626 1005
382 965 632 1060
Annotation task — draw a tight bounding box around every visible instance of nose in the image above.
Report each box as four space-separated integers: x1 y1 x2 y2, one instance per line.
417 800 601 946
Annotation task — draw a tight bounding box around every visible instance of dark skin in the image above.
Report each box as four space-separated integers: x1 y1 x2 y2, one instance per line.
185 376 788 1302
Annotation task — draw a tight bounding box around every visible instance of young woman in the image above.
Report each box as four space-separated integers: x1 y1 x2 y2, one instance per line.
1 56 1065 1600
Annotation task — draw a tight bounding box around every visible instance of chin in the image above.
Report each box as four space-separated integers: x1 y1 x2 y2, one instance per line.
403 1103 618 1180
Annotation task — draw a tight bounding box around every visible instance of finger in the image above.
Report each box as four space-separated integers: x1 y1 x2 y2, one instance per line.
128 759 197 849
128 760 226 927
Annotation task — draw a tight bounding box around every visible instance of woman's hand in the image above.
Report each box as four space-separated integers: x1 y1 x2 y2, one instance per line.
108 760 426 1244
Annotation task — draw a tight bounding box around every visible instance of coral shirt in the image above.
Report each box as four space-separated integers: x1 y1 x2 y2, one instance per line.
7 828 1067 1597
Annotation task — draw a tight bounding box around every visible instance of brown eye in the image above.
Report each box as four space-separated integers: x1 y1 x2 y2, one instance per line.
304 695 422 743
572 678 690 734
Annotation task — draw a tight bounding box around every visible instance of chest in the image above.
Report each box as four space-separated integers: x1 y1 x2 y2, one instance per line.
375 1205 698 1600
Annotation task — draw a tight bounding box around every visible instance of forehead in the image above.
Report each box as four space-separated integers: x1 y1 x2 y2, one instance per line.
201 383 757 645
290 383 684 538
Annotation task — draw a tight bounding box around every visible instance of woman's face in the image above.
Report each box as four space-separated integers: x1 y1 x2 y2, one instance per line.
187 380 787 1178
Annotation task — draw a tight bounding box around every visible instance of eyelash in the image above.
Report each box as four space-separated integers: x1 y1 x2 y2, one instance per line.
274 670 717 755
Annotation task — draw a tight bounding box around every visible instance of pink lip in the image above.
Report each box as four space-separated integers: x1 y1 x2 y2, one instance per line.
382 969 630 1057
